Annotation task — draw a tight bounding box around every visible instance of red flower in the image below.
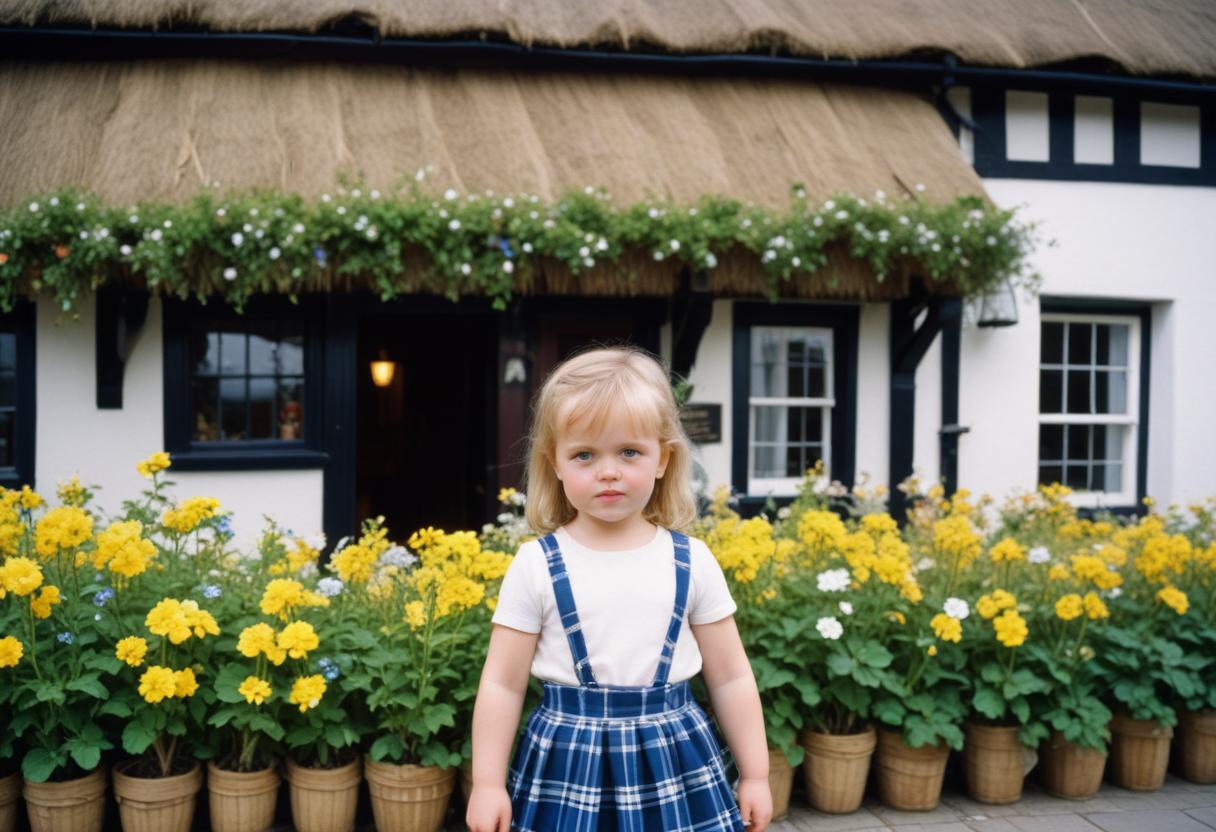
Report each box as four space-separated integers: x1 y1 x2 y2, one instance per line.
54 245 70 260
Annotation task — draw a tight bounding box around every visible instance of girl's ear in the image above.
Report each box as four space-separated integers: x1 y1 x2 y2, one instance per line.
656 445 672 479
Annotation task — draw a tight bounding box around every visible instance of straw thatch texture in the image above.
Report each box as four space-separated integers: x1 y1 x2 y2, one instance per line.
3 0 1214 80
0 61 984 210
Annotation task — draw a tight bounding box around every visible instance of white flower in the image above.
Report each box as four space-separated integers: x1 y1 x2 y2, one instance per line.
321 194 331 202
583 257 594 267
899 216 910 225
986 236 998 246
366 227 377 240
653 251 665 261
415 169 426 182
579 246 590 257
49 197 59 206
120 245 132 256
584 185 595 194
502 261 514 274
835 210 848 220
379 546 418 569
503 197 514 208
794 187 807 199
1108 587 1123 599
943 597 970 620
299 562 318 579
705 253 718 269
791 256 801 268
336 206 346 215
150 229 163 242
931 243 941 252
292 223 305 234
915 557 935 571
816 617 844 640
875 190 886 201
915 183 926 192
28 202 38 212
823 200 835 210
317 577 344 597
817 568 851 593
449 219 461 231
444 188 458 201
812 216 823 227
460 263 472 275
231 232 244 246
269 247 281 260
79 230 88 240
129 215 140 224
669 239 680 251
371 190 381 200
522 242 533 253
254 229 264 239
1028 546 1051 564
223 267 238 281
595 238 609 252
839 601 854 616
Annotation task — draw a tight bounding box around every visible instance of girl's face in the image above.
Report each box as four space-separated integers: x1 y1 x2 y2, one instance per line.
553 411 670 528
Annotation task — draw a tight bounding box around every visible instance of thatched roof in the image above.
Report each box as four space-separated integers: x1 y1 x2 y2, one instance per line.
0 61 984 211
3 0 1215 80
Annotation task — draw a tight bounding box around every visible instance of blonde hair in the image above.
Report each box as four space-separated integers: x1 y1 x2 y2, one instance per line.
524 346 696 534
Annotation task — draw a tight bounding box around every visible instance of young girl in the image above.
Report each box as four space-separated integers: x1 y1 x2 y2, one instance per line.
466 347 772 832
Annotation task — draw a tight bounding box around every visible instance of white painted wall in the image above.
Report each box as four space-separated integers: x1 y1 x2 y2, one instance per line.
685 300 734 494
35 295 325 547
855 303 890 489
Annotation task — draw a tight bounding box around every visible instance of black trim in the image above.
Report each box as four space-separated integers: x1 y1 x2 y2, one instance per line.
938 298 966 495
670 270 714 383
1039 297 1151 513
971 88 1214 186
321 297 357 551
162 295 327 471
731 301 859 513
96 286 149 409
0 300 36 489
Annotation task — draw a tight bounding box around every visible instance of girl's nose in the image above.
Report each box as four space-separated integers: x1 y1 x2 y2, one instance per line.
597 463 621 480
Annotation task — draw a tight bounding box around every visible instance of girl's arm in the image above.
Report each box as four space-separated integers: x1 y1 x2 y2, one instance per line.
467 624 539 831
693 615 773 830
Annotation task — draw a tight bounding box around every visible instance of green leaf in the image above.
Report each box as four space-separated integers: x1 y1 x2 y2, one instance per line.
422 704 456 735
99 698 133 718
826 653 855 677
973 687 1006 720
33 682 65 705
65 674 109 700
370 734 405 763
122 720 158 755
67 743 101 772
855 642 893 669
22 748 62 783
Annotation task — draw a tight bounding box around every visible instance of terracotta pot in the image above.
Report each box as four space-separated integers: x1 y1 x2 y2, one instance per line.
284 757 361 832
1174 708 1216 784
22 766 106 832
767 748 795 821
1038 731 1107 799
207 761 280 832
964 723 1034 804
875 729 950 811
0 772 20 832
112 761 203 832
798 726 876 814
1109 713 1172 791
364 757 455 832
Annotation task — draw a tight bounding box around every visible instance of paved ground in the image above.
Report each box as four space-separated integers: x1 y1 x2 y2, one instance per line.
769 773 1216 832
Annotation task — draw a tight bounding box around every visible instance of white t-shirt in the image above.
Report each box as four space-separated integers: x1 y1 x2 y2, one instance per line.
490 526 737 687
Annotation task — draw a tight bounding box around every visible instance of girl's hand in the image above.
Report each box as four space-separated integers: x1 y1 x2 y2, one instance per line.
465 784 513 832
737 776 773 831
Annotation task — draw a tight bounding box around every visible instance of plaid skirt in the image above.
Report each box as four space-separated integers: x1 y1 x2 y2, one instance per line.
508 680 744 832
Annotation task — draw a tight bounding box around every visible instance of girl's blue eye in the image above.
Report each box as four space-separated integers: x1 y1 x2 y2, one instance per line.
621 448 639 458
575 451 592 461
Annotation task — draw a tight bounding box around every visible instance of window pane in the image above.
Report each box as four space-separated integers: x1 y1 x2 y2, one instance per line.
751 330 783 397
1067 323 1093 365
0 372 14 409
278 333 305 376
807 366 826 398
1103 462 1123 492
278 379 305 440
751 327 831 398
0 411 12 468
192 378 219 441
787 362 805 398
1041 322 1064 364
1040 369 1063 413
1096 324 1129 367
753 446 779 479
1066 424 1089 462
1065 464 1088 490
1039 464 1063 487
219 332 246 376
787 408 804 442
220 378 246 440
1066 370 1091 413
785 445 803 478
752 406 784 443
249 324 280 376
1094 371 1127 414
0 333 15 373
249 378 275 439
192 331 219 376
1039 424 1063 461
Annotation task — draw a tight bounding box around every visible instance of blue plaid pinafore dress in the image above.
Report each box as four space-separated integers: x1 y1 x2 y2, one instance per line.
507 530 745 832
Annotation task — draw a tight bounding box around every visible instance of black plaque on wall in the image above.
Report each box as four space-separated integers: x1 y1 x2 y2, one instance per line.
680 403 721 444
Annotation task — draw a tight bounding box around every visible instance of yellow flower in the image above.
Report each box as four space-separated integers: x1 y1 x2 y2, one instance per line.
497 487 517 505
1156 585 1188 615
993 610 1028 648
18 486 42 510
976 589 1015 620
798 511 847 561
1055 594 1084 622
927 645 938 657
485 596 498 612
34 507 94 559
930 613 962 643
437 575 486 617
405 600 427 630
990 537 1027 563
239 676 272 705
237 623 285 665
57 475 88 507
161 497 220 534
887 611 906 626
136 451 172 478
1048 564 1071 582
116 636 148 667
286 539 321 573
94 520 157 579
932 515 982 570
181 600 220 639
289 675 327 713
174 668 199 698
899 578 923 604
1083 593 1109 620
146 599 192 644
0 557 43 596
1071 554 1122 590
138 666 178 703
407 526 444 552
277 621 319 659
0 635 23 668
331 543 378 584
260 578 322 620
30 585 61 619
860 513 899 537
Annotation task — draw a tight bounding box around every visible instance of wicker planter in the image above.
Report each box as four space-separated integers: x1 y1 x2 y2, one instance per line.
875 729 950 811
798 726 876 814
22 766 106 832
207 761 280 832
1038 732 1107 799
964 723 1033 804
1109 713 1172 791
1174 708 1216 784
284 757 361 832
767 748 795 821
365 757 454 832
0 772 20 832
113 761 203 832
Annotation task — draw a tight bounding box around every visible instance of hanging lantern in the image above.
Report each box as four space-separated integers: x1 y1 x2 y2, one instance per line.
976 279 1019 328
370 349 396 387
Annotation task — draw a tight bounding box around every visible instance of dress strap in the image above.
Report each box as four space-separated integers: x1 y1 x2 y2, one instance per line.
651 530 692 687
539 533 598 687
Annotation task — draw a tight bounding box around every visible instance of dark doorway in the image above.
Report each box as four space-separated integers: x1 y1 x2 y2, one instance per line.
356 309 497 539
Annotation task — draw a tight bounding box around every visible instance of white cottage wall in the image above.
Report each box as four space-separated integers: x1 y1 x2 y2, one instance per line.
684 299 734 495
35 295 325 547
855 303 890 489
965 179 1216 507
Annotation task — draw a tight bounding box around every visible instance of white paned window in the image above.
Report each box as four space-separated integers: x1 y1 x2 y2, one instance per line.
1140 102 1201 168
1038 315 1140 506
1074 96 1114 165
748 326 834 496
1005 91 1050 162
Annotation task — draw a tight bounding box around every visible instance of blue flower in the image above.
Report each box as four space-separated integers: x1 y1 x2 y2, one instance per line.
57 632 74 645
215 516 234 539
202 584 223 599
313 247 328 266
497 237 515 259
93 587 115 607
317 657 340 682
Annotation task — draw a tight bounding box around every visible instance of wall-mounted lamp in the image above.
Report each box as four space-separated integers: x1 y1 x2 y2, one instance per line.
370 350 397 388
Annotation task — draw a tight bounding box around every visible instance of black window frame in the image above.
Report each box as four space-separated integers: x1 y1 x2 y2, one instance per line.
732 301 859 513
0 300 36 489
1039 297 1151 516
162 295 328 471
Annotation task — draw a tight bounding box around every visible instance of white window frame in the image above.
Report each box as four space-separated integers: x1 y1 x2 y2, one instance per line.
747 326 835 497
1038 312 1140 508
